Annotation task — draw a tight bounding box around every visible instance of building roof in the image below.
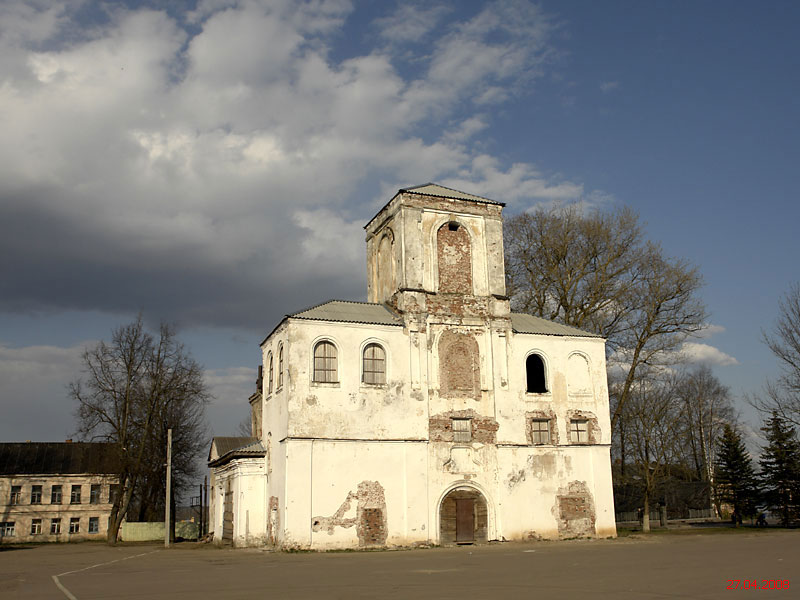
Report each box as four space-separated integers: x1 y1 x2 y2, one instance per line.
0 442 120 476
208 437 265 466
399 183 503 206
510 313 602 338
291 300 403 327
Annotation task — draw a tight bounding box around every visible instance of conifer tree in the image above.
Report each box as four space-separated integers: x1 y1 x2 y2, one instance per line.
716 424 759 523
759 413 800 526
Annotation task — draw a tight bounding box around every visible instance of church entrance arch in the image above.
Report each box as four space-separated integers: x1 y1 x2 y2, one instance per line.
439 486 488 544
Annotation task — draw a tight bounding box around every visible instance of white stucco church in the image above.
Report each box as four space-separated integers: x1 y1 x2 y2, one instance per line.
208 183 617 548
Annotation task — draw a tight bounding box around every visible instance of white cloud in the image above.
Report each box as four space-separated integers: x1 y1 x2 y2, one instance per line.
681 342 739 366
600 80 619 93
375 3 450 43
0 0 588 329
696 323 727 339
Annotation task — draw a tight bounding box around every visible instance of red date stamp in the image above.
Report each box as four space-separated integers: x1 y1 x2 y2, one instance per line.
726 580 790 590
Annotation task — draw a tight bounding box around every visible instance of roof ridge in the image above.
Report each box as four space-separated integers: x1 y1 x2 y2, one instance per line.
399 182 499 204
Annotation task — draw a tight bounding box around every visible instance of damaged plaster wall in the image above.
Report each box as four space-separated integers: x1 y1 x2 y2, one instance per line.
312 481 388 547
554 480 596 538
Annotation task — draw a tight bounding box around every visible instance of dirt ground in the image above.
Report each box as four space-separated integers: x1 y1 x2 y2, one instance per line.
1 530 797 599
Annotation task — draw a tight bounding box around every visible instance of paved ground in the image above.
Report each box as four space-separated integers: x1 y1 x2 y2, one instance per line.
1 530 798 599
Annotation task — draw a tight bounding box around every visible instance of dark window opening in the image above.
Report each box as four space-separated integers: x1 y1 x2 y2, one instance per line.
448 222 460 231
526 354 547 393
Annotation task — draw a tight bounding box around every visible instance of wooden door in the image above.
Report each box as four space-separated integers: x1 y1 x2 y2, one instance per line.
455 498 475 543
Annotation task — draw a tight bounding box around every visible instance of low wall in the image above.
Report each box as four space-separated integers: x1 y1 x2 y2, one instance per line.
120 521 199 541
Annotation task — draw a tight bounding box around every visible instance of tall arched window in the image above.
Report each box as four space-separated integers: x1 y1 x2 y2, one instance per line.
436 221 472 294
313 341 338 383
362 343 386 385
526 354 547 393
267 352 274 394
277 344 284 389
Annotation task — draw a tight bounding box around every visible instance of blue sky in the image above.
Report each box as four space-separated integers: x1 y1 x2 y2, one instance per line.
1 0 798 447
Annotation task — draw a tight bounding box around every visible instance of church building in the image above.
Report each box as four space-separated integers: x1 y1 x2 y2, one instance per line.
208 183 617 548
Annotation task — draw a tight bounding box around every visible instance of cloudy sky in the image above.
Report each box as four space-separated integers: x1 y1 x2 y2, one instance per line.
1 0 798 450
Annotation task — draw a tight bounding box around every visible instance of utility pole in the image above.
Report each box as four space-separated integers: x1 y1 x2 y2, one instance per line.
165 428 172 548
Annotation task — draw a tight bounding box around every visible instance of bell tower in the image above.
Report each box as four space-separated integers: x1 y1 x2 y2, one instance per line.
364 183 510 319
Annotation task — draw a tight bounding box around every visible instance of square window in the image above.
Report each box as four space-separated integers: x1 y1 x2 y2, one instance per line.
51 519 62 535
31 519 42 535
71 485 81 504
530 419 551 444
31 485 42 504
569 419 589 443
69 517 80 534
452 418 472 443
0 522 15 537
10 485 21 505
89 517 99 534
51 485 63 504
90 484 101 504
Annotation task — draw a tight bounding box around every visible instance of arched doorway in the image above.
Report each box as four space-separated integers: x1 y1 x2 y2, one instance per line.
439 487 488 544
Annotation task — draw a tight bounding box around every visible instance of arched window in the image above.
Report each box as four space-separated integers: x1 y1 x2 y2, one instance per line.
277 344 284 389
267 352 274 394
362 343 386 385
436 221 472 294
526 354 547 393
313 341 337 383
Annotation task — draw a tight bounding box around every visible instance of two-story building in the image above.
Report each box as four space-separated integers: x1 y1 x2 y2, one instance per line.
209 183 617 548
0 442 119 543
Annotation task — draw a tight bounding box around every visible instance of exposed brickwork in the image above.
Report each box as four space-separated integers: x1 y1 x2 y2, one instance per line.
427 294 489 318
438 330 480 399
429 409 498 444
267 496 279 546
437 223 472 294
401 194 502 218
554 481 596 538
567 410 601 444
311 480 387 547
524 409 559 445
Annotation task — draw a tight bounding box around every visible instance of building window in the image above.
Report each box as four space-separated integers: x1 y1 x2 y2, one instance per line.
362 343 386 385
569 419 589 443
51 518 62 535
89 517 99 534
525 354 547 393
452 418 472 443
313 341 337 383
71 485 81 504
30 484 43 504
0 522 15 537
268 352 274 394
277 344 284 389
31 519 42 535
90 484 101 504
51 485 62 504
10 485 21 504
109 484 119 506
69 518 80 534
530 419 552 444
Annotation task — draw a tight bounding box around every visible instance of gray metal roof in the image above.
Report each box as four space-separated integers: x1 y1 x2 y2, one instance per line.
0 442 120 475
208 437 265 466
401 183 503 206
291 300 402 327
511 313 602 338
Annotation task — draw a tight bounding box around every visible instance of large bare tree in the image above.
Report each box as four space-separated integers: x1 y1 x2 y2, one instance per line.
505 205 707 429
70 316 210 543
756 283 800 426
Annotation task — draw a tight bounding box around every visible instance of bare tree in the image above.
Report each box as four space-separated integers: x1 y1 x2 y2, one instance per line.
70 316 210 543
673 365 734 515
617 370 685 532
756 283 800 426
505 206 707 429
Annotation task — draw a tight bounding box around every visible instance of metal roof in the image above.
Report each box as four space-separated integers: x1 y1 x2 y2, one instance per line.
291 300 402 327
400 183 503 206
208 437 265 466
511 313 602 338
0 442 120 476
